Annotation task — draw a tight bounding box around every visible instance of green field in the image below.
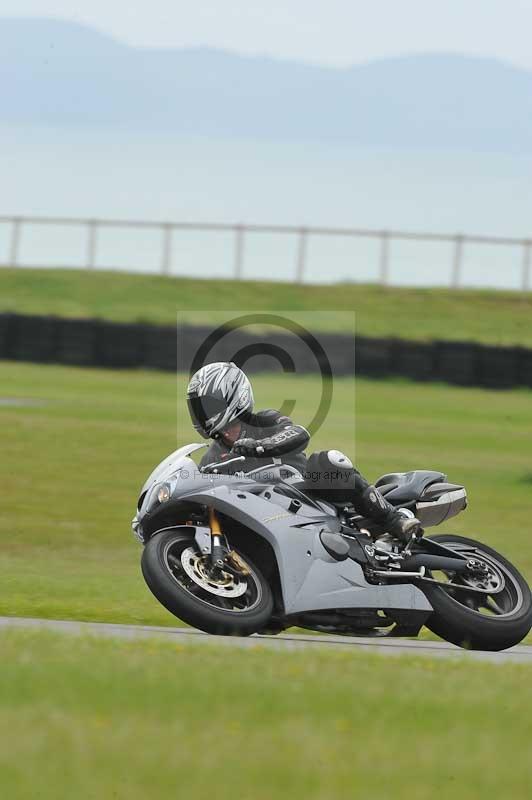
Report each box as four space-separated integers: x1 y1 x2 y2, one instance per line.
1 360 531 629
3 359 532 797
2 267 532 345
1 628 531 800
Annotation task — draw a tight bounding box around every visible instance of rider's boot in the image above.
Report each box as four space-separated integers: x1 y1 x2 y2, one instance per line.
303 450 423 545
358 485 423 545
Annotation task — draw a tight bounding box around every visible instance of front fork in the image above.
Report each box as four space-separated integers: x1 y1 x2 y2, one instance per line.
208 507 250 576
209 507 227 569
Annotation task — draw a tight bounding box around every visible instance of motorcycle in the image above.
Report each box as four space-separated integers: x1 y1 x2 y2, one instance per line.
132 444 532 651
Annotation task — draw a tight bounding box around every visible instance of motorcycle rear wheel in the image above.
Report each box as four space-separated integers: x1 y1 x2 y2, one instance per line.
141 529 274 636
423 534 532 651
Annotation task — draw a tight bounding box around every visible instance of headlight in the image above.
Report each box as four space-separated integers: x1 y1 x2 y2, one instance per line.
157 483 171 503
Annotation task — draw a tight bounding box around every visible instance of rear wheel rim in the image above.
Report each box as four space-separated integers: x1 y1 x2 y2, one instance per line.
432 542 524 618
163 538 263 613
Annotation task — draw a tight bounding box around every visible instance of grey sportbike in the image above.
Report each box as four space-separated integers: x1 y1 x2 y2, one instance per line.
133 444 532 651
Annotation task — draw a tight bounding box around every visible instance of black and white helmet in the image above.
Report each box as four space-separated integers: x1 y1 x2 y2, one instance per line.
186 362 254 439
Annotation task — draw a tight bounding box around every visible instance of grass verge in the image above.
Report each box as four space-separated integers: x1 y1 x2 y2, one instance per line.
1 628 531 800
2 267 532 345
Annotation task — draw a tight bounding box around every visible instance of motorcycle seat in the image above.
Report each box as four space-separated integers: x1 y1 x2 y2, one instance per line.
375 470 446 504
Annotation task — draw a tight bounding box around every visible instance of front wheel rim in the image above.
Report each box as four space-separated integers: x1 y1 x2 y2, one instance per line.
163 539 263 613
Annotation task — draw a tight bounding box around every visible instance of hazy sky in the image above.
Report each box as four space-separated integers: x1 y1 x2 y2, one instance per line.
2 0 532 70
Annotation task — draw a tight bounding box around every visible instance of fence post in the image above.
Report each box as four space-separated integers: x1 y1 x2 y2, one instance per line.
86 220 98 269
234 224 245 279
521 240 531 293
295 227 308 284
10 217 21 266
379 231 390 286
161 223 173 275
452 234 463 288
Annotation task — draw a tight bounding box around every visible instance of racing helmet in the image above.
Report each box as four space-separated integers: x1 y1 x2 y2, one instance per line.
186 362 254 439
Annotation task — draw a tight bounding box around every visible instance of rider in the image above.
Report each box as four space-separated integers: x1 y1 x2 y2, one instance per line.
186 361 422 544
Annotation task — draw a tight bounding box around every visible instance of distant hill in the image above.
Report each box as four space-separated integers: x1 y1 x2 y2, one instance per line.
2 17 532 151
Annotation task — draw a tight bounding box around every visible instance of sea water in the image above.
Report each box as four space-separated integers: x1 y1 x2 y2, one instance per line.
1 124 531 289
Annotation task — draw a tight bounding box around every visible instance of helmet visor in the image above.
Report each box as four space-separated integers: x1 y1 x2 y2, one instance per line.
187 395 228 436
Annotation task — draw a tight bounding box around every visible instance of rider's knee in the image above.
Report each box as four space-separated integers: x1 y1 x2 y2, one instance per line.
304 450 358 501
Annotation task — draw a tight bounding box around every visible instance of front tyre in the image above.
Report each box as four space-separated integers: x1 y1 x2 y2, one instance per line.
141 529 274 636
423 535 532 651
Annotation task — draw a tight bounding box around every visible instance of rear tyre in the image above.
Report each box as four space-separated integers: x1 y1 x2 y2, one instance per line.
423 535 532 651
141 529 274 636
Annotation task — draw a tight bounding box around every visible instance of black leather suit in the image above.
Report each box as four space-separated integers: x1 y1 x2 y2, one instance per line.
199 408 369 504
199 409 309 475
199 409 413 538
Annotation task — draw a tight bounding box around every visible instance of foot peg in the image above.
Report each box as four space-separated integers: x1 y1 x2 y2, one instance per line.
392 516 423 545
360 486 423 545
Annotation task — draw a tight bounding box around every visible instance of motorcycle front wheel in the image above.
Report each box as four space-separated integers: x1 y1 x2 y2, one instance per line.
423 534 532 651
141 529 274 636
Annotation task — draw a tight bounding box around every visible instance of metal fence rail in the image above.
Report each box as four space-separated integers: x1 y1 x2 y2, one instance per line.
1 214 531 291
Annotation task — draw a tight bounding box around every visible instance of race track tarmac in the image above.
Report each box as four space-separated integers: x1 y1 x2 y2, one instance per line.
1 616 532 664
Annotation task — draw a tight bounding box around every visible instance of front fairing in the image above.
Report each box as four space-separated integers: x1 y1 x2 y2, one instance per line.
135 444 254 536
133 442 336 546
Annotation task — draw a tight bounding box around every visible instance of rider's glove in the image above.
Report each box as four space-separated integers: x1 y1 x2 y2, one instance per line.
232 438 260 457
